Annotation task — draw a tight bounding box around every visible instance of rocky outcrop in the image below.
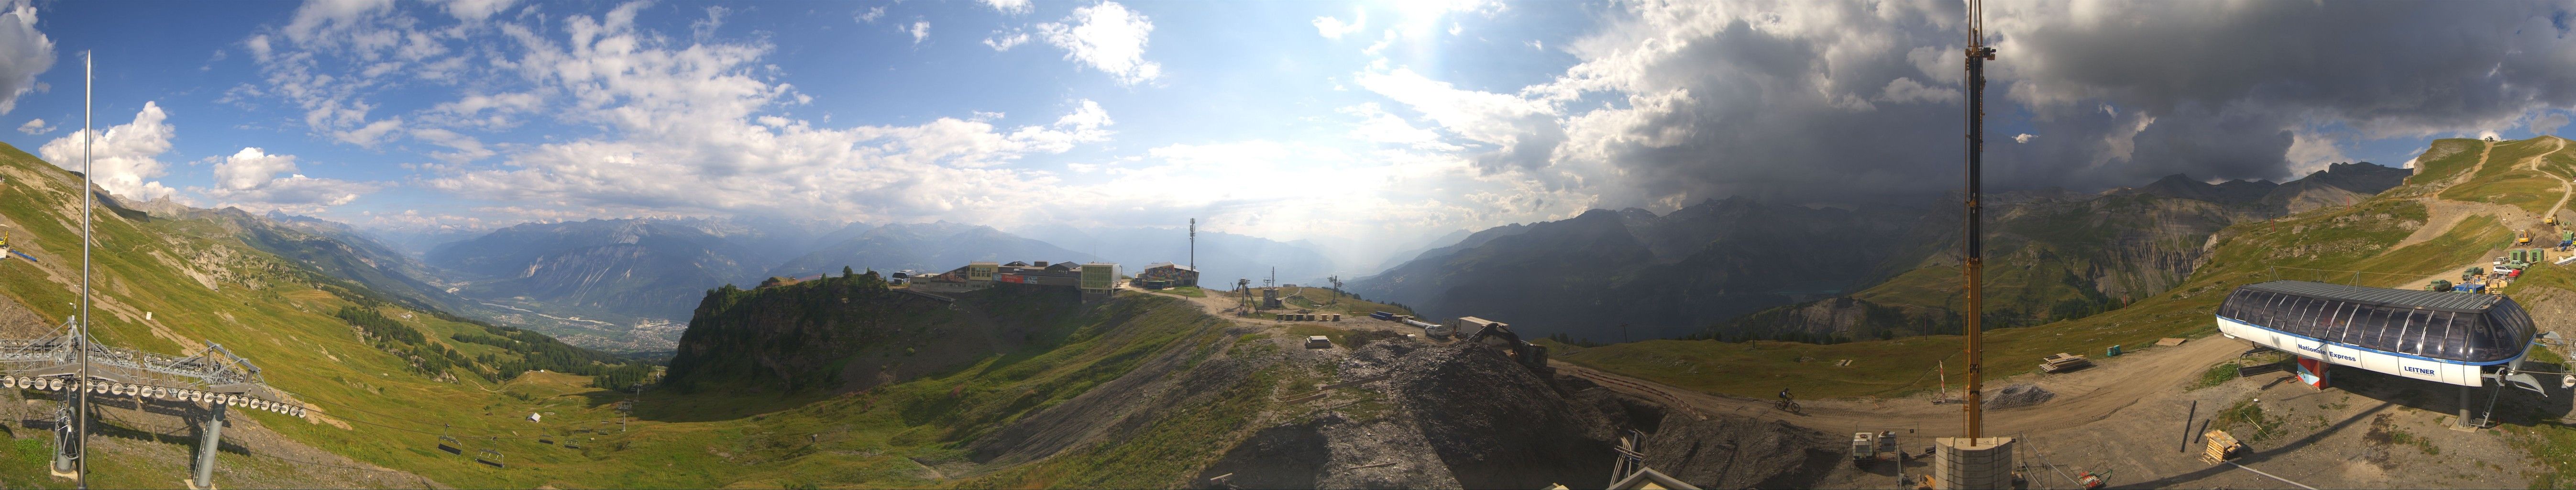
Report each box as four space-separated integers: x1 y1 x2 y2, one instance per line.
663 273 1047 393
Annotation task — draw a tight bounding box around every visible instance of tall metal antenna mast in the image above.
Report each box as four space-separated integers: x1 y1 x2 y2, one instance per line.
74 50 93 489
1188 218 1196 272
1960 0 1997 441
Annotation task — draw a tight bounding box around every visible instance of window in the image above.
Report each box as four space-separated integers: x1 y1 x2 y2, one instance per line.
2298 296 2318 335
2436 313 2473 359
2257 291 2277 325
2466 301 2536 362
2405 312 2448 356
2258 291 2288 326
2220 289 2249 320
2315 301 2348 341
2389 310 2430 353
2349 307 2380 348
2329 302 2360 343
2464 312 2499 361
2356 306 2390 347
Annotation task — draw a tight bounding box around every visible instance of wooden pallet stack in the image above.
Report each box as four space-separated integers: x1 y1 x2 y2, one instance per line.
2040 353 2093 373
2200 430 2243 463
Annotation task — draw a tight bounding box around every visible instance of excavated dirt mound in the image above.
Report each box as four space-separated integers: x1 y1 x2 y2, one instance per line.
1200 342 1843 489
1197 418 1334 489
1635 413 1846 488
1389 344 1619 489
1984 383 2055 410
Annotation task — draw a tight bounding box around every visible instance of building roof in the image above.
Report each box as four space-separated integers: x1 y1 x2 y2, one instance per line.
1144 262 1196 271
1456 316 1505 326
2239 280 2504 313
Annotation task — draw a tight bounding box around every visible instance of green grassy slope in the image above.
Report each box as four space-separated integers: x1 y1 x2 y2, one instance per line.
2408 138 2490 184
1 137 1289 488
1712 191 2252 342
2439 137 2570 213
0 142 661 488
1563 138 2540 400
496 290 1254 489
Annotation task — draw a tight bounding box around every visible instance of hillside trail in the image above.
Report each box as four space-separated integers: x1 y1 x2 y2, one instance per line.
2392 139 2500 250
2538 138 2575 220
1554 334 2238 439
2392 138 2572 290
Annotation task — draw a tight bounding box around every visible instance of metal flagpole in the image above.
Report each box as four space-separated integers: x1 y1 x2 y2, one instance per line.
76 50 93 489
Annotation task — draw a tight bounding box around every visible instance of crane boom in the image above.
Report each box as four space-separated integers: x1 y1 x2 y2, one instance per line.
1960 0 1998 441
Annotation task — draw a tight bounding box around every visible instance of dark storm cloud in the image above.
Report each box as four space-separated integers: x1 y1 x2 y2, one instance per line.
1528 0 2576 208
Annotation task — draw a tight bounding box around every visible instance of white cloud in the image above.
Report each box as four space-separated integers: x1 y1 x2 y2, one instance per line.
389 6 1127 223
2014 133 2036 144
982 0 1032 15
983 29 1031 51
198 147 374 212
855 6 885 23
1339 103 1457 151
1878 77 1960 104
281 0 396 50
425 91 541 129
14 117 51 134
1355 68 1552 142
334 117 404 147
2535 112 2570 135
1036 1 1161 85
0 0 57 115
1312 11 1365 39
909 21 931 45
691 6 729 42
37 101 178 200
409 127 495 163
2283 128 2349 176
436 0 518 22
211 147 299 191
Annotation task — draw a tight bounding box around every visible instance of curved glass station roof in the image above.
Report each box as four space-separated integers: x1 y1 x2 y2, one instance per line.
2217 280 2534 364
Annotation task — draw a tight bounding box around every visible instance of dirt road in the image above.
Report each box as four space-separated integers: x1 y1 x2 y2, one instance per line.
1553 336 2239 438
1155 283 2251 439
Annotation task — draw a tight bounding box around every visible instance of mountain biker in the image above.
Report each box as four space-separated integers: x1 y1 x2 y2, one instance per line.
1777 388 1793 406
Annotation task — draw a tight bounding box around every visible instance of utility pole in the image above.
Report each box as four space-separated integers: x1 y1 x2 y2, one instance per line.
1189 219 1196 273
1960 0 1997 441
1327 276 1342 304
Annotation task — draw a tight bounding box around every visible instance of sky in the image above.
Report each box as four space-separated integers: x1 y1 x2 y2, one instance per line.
0 0 2572 261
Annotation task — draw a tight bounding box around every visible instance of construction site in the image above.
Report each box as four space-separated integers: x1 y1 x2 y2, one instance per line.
1148 3 2576 487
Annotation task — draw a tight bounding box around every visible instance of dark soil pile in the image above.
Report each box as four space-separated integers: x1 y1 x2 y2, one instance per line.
1385 344 1620 489
1985 384 2056 410
1196 419 1333 489
1635 413 1846 488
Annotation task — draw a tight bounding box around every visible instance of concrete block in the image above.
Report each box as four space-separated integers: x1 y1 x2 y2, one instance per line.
1933 437 2015 490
